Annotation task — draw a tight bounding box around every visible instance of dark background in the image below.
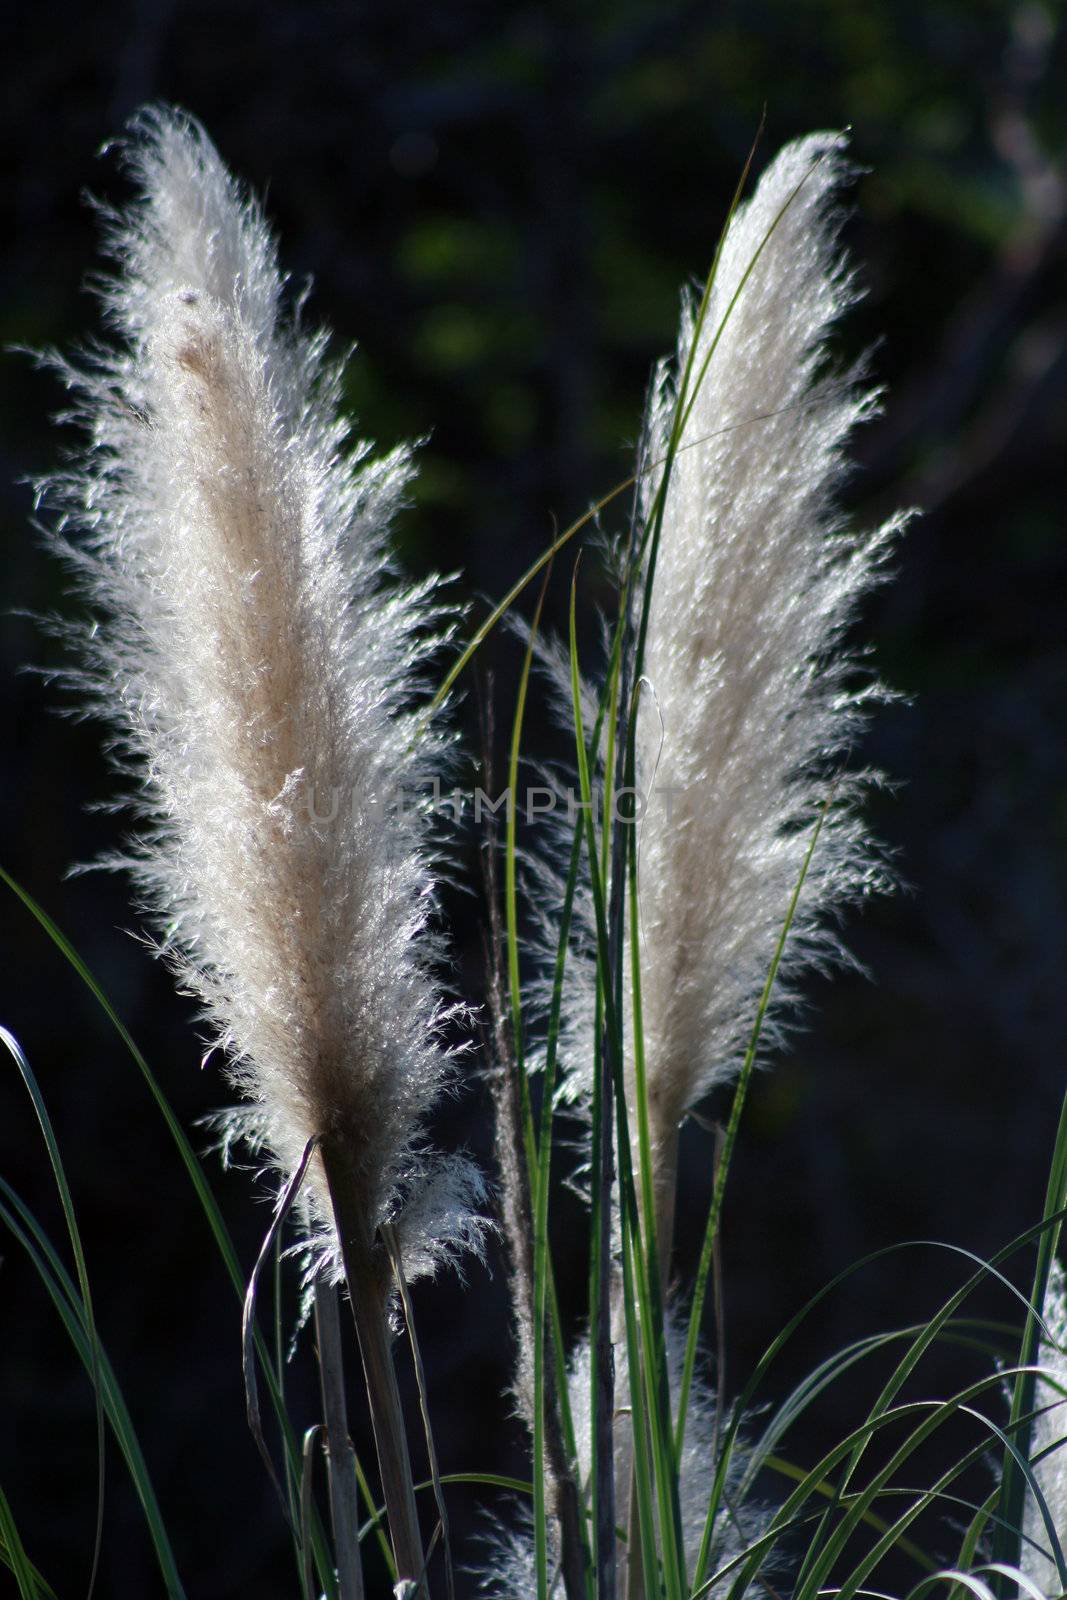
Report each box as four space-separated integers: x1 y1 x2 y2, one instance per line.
2 2 1066 1595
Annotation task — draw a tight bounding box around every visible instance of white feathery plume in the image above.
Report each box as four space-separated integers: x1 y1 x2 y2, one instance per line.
503 131 905 1598
476 1316 769 1597
1023 1256 1067 1595
631 131 904 1176
42 106 485 1289
553 133 905 1213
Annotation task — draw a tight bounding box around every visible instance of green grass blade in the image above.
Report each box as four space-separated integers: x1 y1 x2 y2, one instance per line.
948 1490 998 1600
829 1228 1067 1563
625 682 661 1294
699 1225 1063 1600
908 1574 998 1600
619 673 692 1596
273 1228 307 1567
357 1473 538 1546
503 565 593 1596
0 1483 57 1600
535 589 625 1593
795 1375 1051 1600
242 1137 319 1527
672 142 837 466
383 1223 455 1600
427 121 811 724
569 566 622 1596
536 735 605 1595
720 1386 996 1600
614 1052 686 1600
1 1027 106 1600
628 129 832 717
354 1453 397 1577
741 1319 1012 1502
0 1178 186 1597
505 567 551 1077
761 1453 937 1573
0 866 339 1600
428 477 638 717
299 1425 324 1600
569 582 686 1599
619 1204 664 1600
957 1563 1049 1600
437 1473 535 1495
681 796 829 1461
687 802 830 1592
992 1087 1067 1588
501 569 552 1600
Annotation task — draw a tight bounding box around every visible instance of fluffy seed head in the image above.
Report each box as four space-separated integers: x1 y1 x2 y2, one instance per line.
553 133 905 1154
43 106 484 1281
476 1316 770 1596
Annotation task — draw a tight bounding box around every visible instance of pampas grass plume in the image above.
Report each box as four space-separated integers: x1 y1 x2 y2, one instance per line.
43 105 483 1286
629 132 907 1202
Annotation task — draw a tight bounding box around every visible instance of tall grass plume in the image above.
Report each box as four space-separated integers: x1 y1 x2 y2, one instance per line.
40 105 486 1584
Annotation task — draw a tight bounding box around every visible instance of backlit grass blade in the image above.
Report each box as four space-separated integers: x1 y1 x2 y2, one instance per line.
0 1178 185 1597
569 565 621 1597
718 1386 1001 1600
695 1223 1066 1598
827 1230 1067 1593
0 1483 57 1600
570 578 686 1599
761 1453 937 1573
242 1136 319 1527
428 118 786 728
619 671 692 1597
992 1087 1067 1589
535 624 621 1598
680 794 830 1477
383 1222 455 1600
502 565 552 1600
1 1027 105 1600
428 478 636 718
299 1425 325 1600
795 1378 1054 1600
619 1199 664 1600
948 1490 999 1600
743 1318 1014 1498
0 866 339 1600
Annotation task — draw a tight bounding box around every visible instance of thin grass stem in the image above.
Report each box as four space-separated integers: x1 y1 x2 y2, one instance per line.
383 1224 454 1600
322 1147 425 1592
0 867 341 1598
1 1029 105 1600
315 1283 366 1600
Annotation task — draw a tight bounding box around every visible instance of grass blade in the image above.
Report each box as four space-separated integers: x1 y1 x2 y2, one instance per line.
0 1178 186 1596
992 1087 1067 1589
300 1425 326 1600
0 1483 57 1600
501 566 553 1600
0 866 339 1600
242 1136 319 1527
1 1027 105 1600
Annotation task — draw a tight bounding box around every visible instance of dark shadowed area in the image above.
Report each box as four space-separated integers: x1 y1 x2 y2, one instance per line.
2 2 1066 1596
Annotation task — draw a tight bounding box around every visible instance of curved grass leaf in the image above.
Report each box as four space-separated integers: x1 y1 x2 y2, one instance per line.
0 1482 58 1600
693 1219 1067 1599
1 1027 105 1600
0 865 339 1600
0 1178 185 1596
992 1087 1067 1590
